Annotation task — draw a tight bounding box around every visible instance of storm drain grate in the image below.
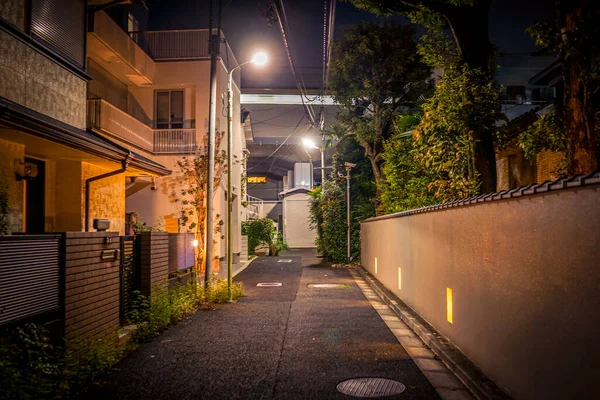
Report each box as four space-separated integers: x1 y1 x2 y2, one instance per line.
308 283 350 289
256 283 282 287
337 378 406 398
277 259 293 263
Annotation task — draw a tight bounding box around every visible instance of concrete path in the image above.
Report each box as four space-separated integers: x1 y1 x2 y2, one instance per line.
89 249 461 399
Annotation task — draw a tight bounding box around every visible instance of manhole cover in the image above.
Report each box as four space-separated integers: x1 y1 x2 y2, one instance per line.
308 283 350 289
256 283 282 287
337 378 406 398
277 259 293 263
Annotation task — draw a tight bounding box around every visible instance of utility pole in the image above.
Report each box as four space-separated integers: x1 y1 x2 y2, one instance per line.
344 162 355 263
205 0 221 286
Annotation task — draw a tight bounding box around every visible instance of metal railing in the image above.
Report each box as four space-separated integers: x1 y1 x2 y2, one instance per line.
154 129 196 154
245 195 264 220
87 99 197 154
132 29 240 86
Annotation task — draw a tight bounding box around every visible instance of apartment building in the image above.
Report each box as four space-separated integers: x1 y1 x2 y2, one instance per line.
0 0 170 235
86 5 247 265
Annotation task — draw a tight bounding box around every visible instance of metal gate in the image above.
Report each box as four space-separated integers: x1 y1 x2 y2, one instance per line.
119 235 139 325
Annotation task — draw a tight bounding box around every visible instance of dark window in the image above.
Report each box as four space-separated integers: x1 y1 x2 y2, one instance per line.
31 0 85 67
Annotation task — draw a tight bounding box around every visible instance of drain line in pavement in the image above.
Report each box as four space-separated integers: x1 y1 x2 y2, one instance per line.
337 378 406 397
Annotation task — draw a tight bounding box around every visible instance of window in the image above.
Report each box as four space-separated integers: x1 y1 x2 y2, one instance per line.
31 0 85 67
155 90 184 129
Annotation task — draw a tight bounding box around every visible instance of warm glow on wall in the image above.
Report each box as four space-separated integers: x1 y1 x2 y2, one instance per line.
446 287 453 324
398 267 402 290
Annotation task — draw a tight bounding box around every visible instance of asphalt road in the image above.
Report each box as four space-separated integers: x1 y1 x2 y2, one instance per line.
88 249 440 399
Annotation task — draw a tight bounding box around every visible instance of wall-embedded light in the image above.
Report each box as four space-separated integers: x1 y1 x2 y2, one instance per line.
446 287 453 324
192 239 199 247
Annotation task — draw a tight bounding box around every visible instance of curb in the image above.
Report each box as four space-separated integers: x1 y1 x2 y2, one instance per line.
355 266 512 400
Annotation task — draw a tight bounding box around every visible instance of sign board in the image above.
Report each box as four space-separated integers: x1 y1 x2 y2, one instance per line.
248 176 267 184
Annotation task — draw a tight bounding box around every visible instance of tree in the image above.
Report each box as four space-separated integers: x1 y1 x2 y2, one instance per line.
380 114 438 213
528 0 600 174
168 131 227 273
349 0 499 193
329 21 431 212
308 135 376 262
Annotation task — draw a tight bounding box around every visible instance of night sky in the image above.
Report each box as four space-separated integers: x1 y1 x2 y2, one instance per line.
144 0 556 89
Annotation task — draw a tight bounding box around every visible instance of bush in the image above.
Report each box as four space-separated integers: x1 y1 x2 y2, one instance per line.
0 323 123 399
129 278 245 342
241 218 275 253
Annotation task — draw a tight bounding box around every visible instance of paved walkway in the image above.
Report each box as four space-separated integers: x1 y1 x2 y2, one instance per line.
89 249 468 399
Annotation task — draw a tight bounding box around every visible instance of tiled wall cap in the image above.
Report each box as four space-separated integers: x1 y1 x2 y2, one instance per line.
362 169 600 223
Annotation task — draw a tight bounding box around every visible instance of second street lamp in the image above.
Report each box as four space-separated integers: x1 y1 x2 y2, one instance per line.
226 52 267 300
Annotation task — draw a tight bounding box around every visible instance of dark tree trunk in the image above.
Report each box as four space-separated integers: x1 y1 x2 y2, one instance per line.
561 0 599 174
444 1 497 193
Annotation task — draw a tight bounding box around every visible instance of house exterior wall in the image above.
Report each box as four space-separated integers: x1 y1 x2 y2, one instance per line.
361 184 600 400
0 30 87 129
0 0 25 29
82 163 126 236
0 138 24 232
536 150 564 182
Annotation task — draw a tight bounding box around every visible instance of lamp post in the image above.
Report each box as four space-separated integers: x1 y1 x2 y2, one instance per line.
226 52 267 300
344 162 356 264
303 138 324 186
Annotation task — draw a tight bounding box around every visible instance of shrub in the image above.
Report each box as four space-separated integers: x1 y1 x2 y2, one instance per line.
129 278 245 342
241 218 275 253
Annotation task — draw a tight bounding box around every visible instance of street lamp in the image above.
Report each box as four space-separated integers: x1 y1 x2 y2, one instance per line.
226 52 267 300
302 138 325 186
344 162 356 264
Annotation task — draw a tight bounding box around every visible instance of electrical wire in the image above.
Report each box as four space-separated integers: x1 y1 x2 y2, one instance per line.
269 0 318 127
247 112 311 170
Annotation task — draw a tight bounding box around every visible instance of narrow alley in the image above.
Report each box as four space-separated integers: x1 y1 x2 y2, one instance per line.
87 249 470 399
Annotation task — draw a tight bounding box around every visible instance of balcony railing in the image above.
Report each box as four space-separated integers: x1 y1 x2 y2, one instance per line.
130 29 240 86
87 99 196 154
154 129 196 154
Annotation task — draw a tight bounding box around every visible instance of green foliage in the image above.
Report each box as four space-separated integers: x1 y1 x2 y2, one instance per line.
241 218 275 254
130 279 245 342
0 172 9 235
308 136 376 262
380 115 438 213
329 21 432 209
518 109 568 177
130 212 151 233
169 131 228 268
0 324 123 399
413 65 502 201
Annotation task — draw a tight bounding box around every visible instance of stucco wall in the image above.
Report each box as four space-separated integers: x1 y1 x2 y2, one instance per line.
0 138 24 232
0 0 25 30
361 184 600 400
0 31 87 128
82 163 126 235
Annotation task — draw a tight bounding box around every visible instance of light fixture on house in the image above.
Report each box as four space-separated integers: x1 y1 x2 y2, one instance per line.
15 161 39 181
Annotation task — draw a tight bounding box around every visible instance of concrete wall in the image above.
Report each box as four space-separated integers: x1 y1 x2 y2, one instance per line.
360 183 600 400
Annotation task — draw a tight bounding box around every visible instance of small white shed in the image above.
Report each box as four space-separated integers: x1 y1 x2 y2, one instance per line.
280 187 317 248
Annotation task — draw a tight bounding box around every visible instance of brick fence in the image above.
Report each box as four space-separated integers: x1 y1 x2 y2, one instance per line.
64 232 121 346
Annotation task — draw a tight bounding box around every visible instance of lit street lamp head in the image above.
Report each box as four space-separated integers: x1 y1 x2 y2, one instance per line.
303 138 318 149
251 52 268 66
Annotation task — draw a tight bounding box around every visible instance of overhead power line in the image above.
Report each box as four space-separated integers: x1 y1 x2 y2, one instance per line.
269 0 318 127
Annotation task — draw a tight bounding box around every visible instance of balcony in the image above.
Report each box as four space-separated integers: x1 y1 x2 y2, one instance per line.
87 99 196 154
88 11 155 86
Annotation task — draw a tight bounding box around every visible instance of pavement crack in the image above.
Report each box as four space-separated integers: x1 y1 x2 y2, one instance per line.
270 300 294 399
